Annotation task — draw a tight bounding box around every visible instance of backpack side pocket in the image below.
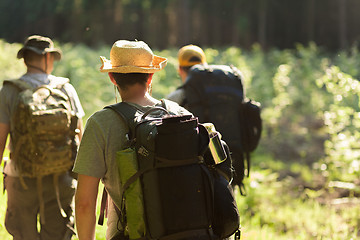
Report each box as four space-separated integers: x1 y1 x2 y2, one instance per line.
116 148 145 239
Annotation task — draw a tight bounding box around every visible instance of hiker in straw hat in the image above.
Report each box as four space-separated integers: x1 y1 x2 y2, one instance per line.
73 40 191 240
0 35 85 240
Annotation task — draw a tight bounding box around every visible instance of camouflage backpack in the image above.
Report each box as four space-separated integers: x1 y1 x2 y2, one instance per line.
4 77 79 222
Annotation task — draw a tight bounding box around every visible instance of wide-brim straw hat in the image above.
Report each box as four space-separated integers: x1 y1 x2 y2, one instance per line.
100 40 167 73
17 35 62 61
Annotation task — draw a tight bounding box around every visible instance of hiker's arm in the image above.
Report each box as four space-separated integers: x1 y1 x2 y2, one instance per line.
77 118 84 142
0 123 10 166
75 174 100 240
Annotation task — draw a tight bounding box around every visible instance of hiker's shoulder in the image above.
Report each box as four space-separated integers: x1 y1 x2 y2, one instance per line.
87 107 127 128
166 88 185 105
48 75 70 86
162 99 192 115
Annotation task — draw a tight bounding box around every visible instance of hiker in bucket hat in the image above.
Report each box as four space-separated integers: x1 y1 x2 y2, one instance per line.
0 35 84 240
73 40 191 240
17 35 62 74
17 35 62 60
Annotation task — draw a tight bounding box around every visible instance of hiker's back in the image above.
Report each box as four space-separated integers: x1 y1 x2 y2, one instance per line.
4 77 78 179
183 65 244 149
105 100 240 240
1 35 84 240
182 64 262 191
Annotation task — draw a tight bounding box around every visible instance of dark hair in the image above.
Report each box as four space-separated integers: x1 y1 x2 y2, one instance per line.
180 56 202 73
188 56 202 63
110 72 150 90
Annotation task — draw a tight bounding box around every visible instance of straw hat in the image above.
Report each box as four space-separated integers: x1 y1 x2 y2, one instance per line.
178 44 206 67
17 35 62 61
100 40 167 73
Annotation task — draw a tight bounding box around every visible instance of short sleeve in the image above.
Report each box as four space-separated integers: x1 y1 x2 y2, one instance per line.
0 84 19 124
73 115 106 178
63 83 85 119
166 88 185 105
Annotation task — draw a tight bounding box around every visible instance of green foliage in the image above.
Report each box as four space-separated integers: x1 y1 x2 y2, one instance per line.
0 40 26 81
0 177 8 240
316 66 360 181
238 154 360 240
150 48 181 100
53 43 115 117
1 39 360 239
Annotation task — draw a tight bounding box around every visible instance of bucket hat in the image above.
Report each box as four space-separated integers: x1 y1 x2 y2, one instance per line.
100 40 167 73
17 35 62 60
178 45 206 67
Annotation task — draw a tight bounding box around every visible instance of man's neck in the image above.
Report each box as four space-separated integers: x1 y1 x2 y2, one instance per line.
26 64 48 74
121 90 160 106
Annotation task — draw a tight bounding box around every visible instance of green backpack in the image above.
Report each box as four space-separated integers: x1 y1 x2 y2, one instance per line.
4 77 79 222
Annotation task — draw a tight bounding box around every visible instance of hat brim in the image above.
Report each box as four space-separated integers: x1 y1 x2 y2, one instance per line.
99 55 167 73
17 47 62 61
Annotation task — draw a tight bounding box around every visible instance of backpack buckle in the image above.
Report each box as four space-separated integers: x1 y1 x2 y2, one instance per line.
138 146 149 157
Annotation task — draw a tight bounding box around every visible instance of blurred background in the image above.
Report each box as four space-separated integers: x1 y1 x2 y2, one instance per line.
1 0 360 50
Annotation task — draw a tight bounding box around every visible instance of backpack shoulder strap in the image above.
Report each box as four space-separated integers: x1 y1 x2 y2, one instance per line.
160 99 179 113
98 103 138 226
161 98 194 117
107 101 174 124
3 79 32 91
105 102 136 121
105 102 144 142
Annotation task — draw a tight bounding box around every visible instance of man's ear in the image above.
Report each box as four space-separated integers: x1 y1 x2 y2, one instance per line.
178 67 187 83
147 73 154 86
108 72 117 85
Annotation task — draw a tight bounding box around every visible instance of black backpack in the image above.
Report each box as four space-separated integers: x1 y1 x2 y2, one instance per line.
101 99 241 240
181 64 262 194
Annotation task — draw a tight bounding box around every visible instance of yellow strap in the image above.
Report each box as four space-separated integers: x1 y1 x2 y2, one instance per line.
98 187 108 225
53 173 67 218
37 176 46 224
19 175 28 190
12 136 29 189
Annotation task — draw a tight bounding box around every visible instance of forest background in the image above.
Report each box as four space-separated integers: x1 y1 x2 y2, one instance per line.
1 0 360 50
1 0 360 239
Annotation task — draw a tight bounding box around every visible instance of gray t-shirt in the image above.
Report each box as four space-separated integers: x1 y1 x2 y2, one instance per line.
73 107 126 202
73 107 127 239
166 88 185 105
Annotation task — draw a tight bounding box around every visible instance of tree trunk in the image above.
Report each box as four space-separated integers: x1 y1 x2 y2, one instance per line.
306 0 315 43
258 0 267 48
167 1 178 47
178 0 191 46
338 0 347 49
71 0 83 42
231 0 242 46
